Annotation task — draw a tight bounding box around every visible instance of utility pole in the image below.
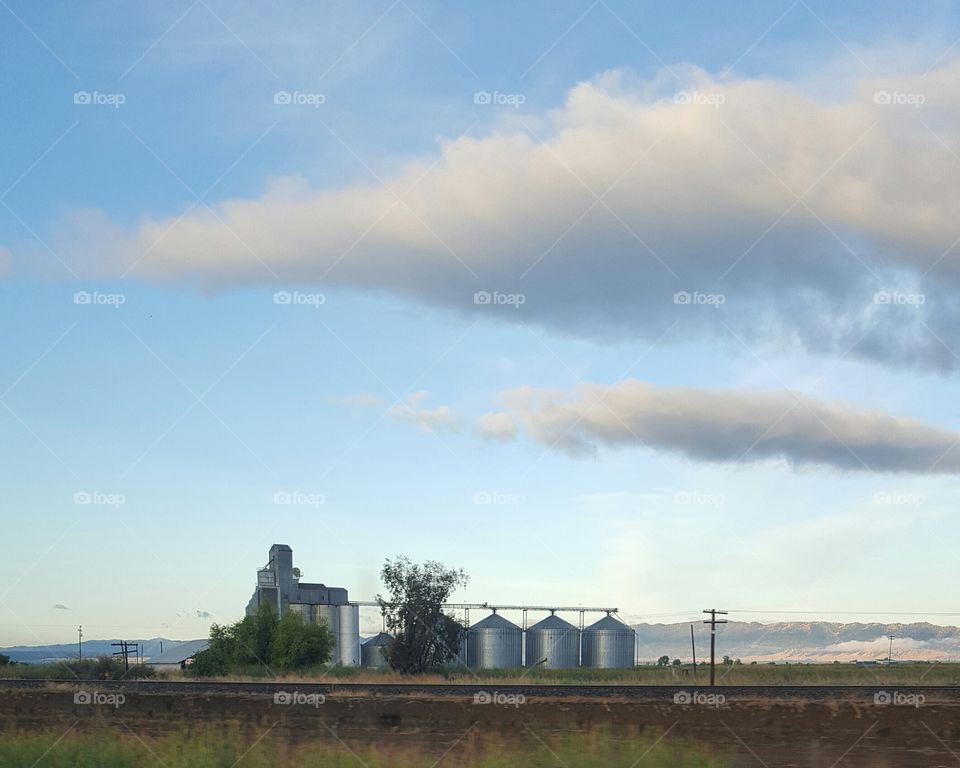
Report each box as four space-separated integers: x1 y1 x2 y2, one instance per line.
887 634 895 665
690 624 697 680
703 609 728 686
78 626 82 660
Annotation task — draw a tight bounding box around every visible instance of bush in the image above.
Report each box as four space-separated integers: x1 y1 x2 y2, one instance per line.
190 603 335 677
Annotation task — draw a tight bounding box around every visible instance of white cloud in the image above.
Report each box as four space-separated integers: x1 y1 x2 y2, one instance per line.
328 392 384 408
494 379 960 474
475 411 517 441
386 390 458 433
27 57 960 369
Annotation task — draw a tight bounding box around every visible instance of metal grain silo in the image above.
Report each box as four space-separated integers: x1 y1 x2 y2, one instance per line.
338 604 361 666
315 604 340 663
525 614 580 669
361 632 392 668
466 612 522 669
581 614 635 668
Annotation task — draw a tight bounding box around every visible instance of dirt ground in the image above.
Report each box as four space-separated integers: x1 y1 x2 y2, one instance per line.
3 685 959 767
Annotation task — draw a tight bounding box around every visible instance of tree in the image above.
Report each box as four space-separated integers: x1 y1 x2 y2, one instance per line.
657 655 670 667
0 654 10 666
376 556 468 674
271 610 335 670
722 655 733 666
190 602 334 676
672 658 681 666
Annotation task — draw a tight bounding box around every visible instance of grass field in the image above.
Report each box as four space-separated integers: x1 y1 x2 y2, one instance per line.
3 659 959 686
0 729 729 768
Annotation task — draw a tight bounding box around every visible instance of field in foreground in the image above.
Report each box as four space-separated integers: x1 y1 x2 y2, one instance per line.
1 681 959 767
0 730 728 768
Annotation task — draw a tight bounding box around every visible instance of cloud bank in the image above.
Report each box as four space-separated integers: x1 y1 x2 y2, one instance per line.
484 379 960 474
33 58 960 369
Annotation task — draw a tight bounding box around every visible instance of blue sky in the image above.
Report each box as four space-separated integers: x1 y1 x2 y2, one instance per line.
3 0 960 646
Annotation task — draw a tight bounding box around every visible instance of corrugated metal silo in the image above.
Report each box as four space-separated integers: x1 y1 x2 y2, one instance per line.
525 614 580 669
466 612 522 669
315 604 340 662
581 614 635 668
361 632 392 668
338 603 361 666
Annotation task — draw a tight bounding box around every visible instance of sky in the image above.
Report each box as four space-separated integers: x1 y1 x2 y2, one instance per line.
2 0 960 646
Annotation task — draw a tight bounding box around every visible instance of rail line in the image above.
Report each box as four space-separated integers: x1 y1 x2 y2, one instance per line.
1 678 959 702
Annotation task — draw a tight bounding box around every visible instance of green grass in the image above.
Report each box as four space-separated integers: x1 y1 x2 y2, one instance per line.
0 729 729 768
4 659 958 686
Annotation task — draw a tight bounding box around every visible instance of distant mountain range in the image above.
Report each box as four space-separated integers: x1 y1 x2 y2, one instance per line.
4 623 959 666
0 638 196 664
633 622 960 663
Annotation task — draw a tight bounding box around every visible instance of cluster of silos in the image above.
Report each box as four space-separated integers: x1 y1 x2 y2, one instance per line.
312 603 361 666
463 611 636 669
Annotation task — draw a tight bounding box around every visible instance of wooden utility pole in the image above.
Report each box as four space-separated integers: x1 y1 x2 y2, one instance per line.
703 609 728 686
690 624 697 680
78 626 82 660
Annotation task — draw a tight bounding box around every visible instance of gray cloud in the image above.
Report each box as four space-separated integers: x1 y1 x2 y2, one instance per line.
26 60 960 370
490 380 960 474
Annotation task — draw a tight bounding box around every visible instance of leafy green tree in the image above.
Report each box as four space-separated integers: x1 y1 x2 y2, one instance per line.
376 556 467 674
657 655 670 667
672 658 681 666
191 602 333 676
271 610 335 670
0 654 10 666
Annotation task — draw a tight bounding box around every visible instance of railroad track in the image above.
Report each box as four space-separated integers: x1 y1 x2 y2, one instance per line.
1 679 958 703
